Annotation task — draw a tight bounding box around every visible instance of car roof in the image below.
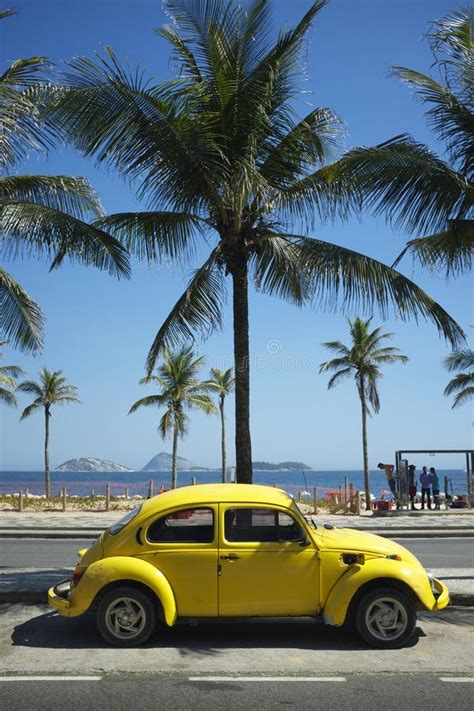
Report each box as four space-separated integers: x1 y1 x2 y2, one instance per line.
138 483 293 517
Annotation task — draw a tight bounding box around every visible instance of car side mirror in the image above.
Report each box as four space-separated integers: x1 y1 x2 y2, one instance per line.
299 537 311 547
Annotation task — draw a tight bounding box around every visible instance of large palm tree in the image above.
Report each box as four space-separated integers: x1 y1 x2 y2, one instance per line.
339 8 473 277
444 348 474 408
17 368 81 497
129 346 216 488
50 0 463 483
0 10 130 352
0 341 25 407
320 318 408 510
204 367 235 482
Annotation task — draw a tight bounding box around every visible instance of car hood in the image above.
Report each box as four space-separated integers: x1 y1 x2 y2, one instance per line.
314 527 418 563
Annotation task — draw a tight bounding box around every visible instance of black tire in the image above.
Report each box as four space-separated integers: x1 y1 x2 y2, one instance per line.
97 586 156 647
355 587 417 649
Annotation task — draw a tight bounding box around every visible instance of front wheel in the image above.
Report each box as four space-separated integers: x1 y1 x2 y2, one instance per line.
355 588 417 649
97 586 156 647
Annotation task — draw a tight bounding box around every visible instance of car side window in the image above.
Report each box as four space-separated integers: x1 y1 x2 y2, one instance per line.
224 508 304 543
147 508 214 543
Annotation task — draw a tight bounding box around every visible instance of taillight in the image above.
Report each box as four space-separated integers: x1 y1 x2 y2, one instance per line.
72 564 87 587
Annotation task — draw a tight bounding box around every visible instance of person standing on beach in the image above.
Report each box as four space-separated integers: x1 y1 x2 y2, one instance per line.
430 467 440 510
377 462 400 509
408 464 417 510
420 466 433 510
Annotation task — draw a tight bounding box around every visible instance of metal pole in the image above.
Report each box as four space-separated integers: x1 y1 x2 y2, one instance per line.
313 486 318 515
106 482 110 511
468 453 473 510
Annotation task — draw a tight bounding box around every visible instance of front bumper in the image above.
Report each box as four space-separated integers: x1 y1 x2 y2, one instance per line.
48 579 73 617
432 577 450 610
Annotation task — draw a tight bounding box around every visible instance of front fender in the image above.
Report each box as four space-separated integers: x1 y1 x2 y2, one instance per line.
323 558 438 627
67 556 177 626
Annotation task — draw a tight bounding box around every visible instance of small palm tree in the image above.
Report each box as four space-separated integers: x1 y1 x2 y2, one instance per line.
320 318 408 510
0 341 25 407
204 368 235 482
129 347 216 488
17 369 81 497
444 349 474 408
0 10 130 352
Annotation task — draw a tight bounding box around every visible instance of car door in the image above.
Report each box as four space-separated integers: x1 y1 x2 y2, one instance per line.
218 504 320 617
135 504 218 617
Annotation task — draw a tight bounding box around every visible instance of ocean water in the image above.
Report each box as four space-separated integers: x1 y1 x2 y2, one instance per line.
0 469 469 498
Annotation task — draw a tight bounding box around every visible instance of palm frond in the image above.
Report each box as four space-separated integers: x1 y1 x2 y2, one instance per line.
0 386 17 407
16 380 44 397
327 135 473 236
95 210 208 264
394 219 473 276
0 201 130 278
444 348 474 372
326 367 352 389
251 234 311 305
128 394 167 414
0 175 103 218
50 47 227 215
451 385 474 408
392 67 474 177
146 247 225 374
0 268 43 352
19 399 43 420
293 234 465 347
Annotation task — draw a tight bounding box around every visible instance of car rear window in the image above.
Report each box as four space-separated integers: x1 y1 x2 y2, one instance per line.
108 504 143 536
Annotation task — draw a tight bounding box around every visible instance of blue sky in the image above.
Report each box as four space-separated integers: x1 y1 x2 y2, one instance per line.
0 0 472 472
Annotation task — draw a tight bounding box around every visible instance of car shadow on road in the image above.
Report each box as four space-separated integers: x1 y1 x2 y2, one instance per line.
11 609 423 654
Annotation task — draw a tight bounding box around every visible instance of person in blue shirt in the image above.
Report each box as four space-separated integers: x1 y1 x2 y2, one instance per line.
430 467 440 510
420 466 433 510
408 464 417 511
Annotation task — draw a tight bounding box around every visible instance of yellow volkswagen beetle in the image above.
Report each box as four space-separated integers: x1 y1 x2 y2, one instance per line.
48 484 448 648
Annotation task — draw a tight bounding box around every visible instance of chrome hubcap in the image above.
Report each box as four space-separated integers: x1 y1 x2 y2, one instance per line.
105 597 147 640
365 597 408 641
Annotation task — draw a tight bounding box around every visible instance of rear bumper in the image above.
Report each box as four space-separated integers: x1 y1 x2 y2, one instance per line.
433 577 450 610
48 579 73 617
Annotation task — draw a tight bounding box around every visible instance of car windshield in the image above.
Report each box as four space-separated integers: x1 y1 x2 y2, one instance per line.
108 504 143 536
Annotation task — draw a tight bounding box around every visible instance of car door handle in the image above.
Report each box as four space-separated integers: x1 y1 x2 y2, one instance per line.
220 554 240 561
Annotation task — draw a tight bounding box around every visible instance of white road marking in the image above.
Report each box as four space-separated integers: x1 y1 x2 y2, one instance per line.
439 678 474 683
189 676 346 682
0 676 102 682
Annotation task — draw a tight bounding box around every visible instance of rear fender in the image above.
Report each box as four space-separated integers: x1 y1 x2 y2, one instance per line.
323 558 436 627
68 556 177 626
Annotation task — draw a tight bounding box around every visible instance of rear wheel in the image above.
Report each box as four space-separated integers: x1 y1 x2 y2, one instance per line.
97 586 156 647
355 587 416 649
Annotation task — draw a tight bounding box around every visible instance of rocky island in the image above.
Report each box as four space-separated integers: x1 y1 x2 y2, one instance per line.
55 458 132 473
141 452 207 472
252 461 312 471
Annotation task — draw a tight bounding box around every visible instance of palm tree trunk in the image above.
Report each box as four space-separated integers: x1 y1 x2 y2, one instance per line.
44 406 51 499
359 377 371 511
171 415 179 489
220 396 226 483
231 258 253 484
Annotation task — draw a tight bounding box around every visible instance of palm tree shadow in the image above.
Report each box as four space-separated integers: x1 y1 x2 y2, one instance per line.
11 610 423 654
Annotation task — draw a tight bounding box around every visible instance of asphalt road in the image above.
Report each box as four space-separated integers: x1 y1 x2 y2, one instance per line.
1 674 473 711
0 537 472 568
